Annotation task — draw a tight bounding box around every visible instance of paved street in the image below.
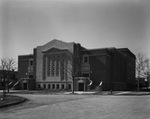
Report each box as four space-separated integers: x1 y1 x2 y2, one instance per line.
0 94 150 119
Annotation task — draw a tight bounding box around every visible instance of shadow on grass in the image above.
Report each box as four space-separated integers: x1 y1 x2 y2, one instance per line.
0 95 26 108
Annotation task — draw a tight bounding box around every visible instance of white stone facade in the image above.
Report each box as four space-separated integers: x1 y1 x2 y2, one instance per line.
35 39 74 90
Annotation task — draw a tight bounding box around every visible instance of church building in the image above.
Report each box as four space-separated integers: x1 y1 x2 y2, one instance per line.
18 39 136 91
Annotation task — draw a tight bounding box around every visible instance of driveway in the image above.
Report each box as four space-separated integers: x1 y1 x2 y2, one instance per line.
0 94 150 119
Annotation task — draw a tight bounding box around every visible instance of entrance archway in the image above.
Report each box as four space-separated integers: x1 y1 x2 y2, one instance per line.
23 82 28 90
78 83 84 91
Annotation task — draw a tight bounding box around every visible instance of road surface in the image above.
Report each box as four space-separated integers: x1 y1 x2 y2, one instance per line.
0 94 150 119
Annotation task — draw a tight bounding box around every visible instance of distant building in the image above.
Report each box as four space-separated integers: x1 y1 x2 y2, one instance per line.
0 70 18 90
18 54 35 90
18 39 136 91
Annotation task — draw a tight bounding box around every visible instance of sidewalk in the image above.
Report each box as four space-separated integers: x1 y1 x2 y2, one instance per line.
0 90 21 93
115 91 150 95
64 91 150 95
64 91 97 95
1 89 150 96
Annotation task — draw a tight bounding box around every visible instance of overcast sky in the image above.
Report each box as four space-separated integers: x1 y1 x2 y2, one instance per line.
0 0 150 62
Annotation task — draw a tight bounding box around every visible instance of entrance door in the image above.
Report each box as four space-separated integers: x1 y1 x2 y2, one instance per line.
23 83 28 90
78 83 84 91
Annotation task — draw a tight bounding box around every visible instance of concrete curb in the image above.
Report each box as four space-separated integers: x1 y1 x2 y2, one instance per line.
114 92 150 96
89 91 150 96
115 94 150 96
0 97 26 109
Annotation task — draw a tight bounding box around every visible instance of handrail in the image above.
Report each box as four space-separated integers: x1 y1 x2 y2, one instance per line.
9 82 12 86
87 77 93 86
12 78 23 87
99 81 103 86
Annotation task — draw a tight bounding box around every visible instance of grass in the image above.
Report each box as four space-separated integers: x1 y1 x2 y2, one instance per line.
0 94 25 108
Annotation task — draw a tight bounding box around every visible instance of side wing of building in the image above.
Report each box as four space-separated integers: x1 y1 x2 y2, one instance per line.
18 54 35 90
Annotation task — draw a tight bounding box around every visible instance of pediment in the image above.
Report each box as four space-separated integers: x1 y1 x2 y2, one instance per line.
37 39 74 54
42 47 68 54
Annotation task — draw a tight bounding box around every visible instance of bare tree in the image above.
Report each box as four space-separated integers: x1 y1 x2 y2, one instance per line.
0 58 17 93
0 58 16 71
136 53 150 91
63 51 81 93
65 52 75 93
65 51 94 93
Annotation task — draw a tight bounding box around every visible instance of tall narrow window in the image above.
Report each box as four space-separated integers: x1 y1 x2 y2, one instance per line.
48 84 51 89
47 57 50 76
28 59 33 75
52 59 55 76
48 58 51 76
56 60 60 76
57 84 59 89
30 60 33 66
43 56 47 80
52 84 55 89
62 84 64 89
43 84 46 89
61 60 65 80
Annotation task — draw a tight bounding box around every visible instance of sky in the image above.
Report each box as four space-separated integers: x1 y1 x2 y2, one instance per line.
0 0 150 63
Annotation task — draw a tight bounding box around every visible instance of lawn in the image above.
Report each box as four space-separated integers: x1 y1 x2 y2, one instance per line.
0 94 26 108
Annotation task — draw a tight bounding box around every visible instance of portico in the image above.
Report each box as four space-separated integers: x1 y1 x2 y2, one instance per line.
74 77 92 91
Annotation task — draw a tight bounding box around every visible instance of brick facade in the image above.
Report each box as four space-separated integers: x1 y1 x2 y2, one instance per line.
18 39 136 91
18 54 36 90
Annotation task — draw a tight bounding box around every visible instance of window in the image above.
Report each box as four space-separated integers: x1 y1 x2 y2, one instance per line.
62 84 64 89
83 55 89 63
30 60 33 66
61 60 65 80
52 60 55 76
84 57 88 63
48 84 51 89
43 56 47 80
56 60 60 76
48 58 51 76
52 84 55 89
43 84 46 89
29 58 33 66
68 84 72 90
57 84 59 89
38 84 41 89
